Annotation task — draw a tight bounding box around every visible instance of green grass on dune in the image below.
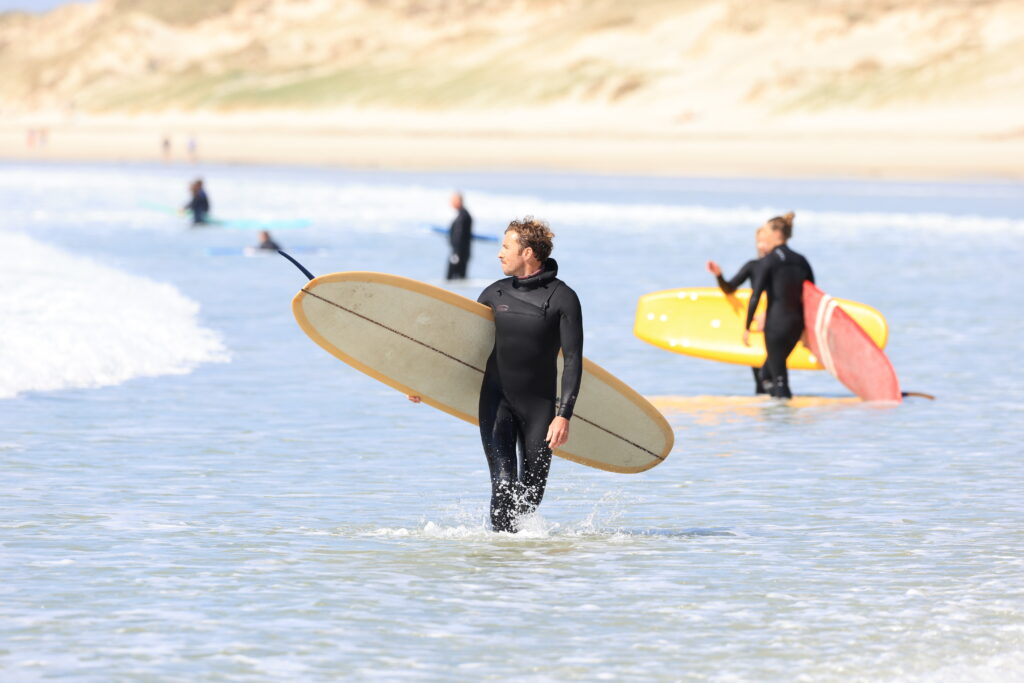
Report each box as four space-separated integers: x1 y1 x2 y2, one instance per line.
81 57 643 112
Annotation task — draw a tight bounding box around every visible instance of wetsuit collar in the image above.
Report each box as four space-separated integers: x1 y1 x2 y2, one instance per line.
512 258 558 290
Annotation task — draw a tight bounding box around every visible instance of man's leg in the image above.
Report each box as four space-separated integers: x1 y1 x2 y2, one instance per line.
515 401 555 519
479 386 520 532
456 250 470 279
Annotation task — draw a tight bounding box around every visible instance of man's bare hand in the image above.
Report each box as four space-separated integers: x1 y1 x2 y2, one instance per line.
706 260 722 277
407 395 422 403
545 416 570 449
741 329 751 347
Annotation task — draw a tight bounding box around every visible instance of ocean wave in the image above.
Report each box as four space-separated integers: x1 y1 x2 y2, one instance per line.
0 233 229 399
295 183 1024 236
4 164 1020 237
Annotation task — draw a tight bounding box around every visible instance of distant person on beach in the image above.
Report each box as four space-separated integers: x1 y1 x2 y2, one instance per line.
187 134 198 163
742 212 814 399
256 230 280 251
707 226 772 394
183 179 210 225
410 218 583 533
162 135 171 161
446 192 473 280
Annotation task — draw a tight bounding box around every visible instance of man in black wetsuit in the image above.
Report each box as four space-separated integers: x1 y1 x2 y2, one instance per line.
742 213 814 399
183 178 210 225
446 192 473 280
707 225 771 394
410 217 583 532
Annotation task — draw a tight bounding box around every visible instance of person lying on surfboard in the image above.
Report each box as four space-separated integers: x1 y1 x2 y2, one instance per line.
707 226 772 394
410 217 584 533
742 212 814 399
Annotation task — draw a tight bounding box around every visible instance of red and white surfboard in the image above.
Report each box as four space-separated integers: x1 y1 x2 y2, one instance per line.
803 282 902 402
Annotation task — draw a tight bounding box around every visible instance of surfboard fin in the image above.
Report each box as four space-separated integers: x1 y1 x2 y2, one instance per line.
278 250 315 281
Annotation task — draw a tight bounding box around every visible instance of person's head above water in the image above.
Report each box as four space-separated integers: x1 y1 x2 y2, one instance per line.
450 192 463 210
499 216 553 278
762 211 795 249
190 178 204 195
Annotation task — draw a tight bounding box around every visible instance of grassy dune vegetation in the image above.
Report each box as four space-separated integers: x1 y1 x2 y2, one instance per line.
1 0 1021 135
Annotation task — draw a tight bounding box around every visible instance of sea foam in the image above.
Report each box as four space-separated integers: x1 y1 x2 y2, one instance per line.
0 233 229 399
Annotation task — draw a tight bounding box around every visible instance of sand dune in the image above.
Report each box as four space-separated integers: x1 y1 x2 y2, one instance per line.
1 0 1021 177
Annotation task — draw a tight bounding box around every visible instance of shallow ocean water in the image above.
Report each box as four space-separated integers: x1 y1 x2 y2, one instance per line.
1 161 1022 680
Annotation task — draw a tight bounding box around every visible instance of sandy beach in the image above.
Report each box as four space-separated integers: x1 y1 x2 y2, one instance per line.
3 114 1023 180
2 0 1022 180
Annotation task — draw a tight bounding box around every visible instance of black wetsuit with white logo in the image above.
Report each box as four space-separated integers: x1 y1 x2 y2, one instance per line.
717 259 768 394
476 259 583 532
745 244 814 399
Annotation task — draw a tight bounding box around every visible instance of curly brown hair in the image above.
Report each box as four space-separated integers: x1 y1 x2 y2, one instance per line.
505 216 555 261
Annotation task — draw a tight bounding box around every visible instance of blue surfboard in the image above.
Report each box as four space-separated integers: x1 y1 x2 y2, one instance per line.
429 225 499 243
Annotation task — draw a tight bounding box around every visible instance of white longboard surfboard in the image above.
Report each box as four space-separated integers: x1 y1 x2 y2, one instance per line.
292 271 674 473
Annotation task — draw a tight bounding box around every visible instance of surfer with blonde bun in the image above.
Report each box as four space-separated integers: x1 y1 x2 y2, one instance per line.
742 212 814 399
707 225 772 394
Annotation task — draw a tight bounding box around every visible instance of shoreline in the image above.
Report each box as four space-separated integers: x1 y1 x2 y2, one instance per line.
3 119 1023 182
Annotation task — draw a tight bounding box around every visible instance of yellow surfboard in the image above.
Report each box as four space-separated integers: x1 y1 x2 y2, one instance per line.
634 287 888 370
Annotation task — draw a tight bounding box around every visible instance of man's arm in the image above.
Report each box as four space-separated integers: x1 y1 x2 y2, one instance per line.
450 212 468 250
556 288 583 420
545 287 583 449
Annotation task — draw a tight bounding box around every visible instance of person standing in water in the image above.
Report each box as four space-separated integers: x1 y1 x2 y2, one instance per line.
742 212 814 399
707 226 772 394
446 192 473 280
411 217 583 532
183 178 210 225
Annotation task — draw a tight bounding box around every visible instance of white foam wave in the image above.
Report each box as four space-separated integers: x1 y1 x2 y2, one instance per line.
0 233 229 399
297 184 1024 236
6 164 1020 237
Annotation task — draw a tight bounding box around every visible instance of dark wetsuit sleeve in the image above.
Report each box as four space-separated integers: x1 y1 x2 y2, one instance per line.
807 261 815 285
717 260 756 294
556 288 583 419
746 261 768 330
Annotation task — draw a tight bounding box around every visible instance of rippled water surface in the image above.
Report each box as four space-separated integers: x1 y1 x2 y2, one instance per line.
1 162 1023 680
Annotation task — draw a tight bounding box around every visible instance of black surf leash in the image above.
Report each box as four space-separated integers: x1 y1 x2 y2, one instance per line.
279 250 315 281
902 391 936 400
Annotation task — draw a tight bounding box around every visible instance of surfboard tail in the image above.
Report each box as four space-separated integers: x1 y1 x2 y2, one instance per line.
803 282 901 402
